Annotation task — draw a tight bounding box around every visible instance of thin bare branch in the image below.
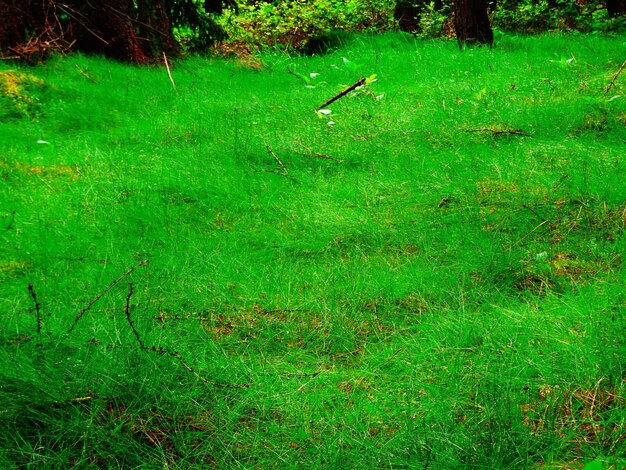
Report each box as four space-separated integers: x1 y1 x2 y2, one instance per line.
67 259 149 334
265 143 288 176
317 77 366 109
163 53 177 91
604 59 626 95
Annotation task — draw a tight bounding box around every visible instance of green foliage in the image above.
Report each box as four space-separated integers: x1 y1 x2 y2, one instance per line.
170 0 235 51
490 0 626 33
415 1 452 38
389 0 625 41
1 34 625 468
218 0 396 52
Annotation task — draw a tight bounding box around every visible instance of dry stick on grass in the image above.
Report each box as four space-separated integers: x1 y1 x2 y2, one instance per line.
265 143 288 175
516 219 550 245
124 282 145 350
317 77 366 109
465 127 530 137
522 204 547 222
74 64 98 83
28 284 42 346
28 284 42 335
163 52 177 92
121 282 250 389
293 140 343 162
67 259 149 334
604 59 626 95
288 69 305 81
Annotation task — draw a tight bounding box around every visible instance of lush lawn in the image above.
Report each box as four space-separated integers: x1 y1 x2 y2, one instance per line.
1 32 625 468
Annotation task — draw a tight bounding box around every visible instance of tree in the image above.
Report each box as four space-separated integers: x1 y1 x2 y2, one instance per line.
0 0 25 51
606 0 626 17
0 0 231 62
453 0 493 47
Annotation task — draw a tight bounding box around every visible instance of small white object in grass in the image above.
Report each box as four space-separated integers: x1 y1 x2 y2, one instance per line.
305 85 315 89
317 109 332 115
376 94 385 101
309 73 320 79
37 140 50 145
327 121 335 126
536 252 548 261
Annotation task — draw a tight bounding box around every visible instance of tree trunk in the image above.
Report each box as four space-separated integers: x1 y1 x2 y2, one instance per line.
137 0 179 58
70 0 151 63
606 0 626 17
62 0 178 62
453 0 493 47
0 0 28 51
1 0 220 62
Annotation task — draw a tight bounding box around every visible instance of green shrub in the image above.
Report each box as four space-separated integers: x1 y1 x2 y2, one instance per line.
490 0 626 33
218 0 396 52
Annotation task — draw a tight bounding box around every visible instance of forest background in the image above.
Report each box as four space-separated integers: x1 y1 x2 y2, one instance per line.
1 0 625 63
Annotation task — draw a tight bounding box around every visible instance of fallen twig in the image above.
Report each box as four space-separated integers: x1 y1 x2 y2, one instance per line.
74 64 98 83
163 52 177 92
265 143 288 176
604 59 626 95
120 282 250 389
521 204 547 222
515 219 550 245
465 127 530 137
67 259 149 334
124 282 145 350
288 69 305 81
317 77 366 109
28 284 42 336
293 140 342 162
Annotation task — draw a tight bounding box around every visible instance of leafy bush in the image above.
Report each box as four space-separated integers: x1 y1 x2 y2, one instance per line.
218 0 396 52
490 0 626 33
391 0 624 40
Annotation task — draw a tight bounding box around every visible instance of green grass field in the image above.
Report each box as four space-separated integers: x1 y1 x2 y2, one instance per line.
1 32 625 468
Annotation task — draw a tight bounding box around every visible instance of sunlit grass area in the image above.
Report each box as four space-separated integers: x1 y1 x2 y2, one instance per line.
1 32 625 468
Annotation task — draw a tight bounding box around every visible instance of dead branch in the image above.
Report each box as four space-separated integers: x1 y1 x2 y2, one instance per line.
124 282 146 350
293 140 342 162
67 259 149 334
465 127 530 137
146 347 250 388
28 284 42 336
4 30 75 63
163 53 177 91
265 143 288 176
521 204 547 222
288 69 305 81
118 281 251 388
515 219 550 245
74 64 98 83
317 77 366 109
604 59 626 95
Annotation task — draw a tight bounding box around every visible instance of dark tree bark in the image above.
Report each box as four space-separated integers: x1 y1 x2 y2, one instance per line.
394 0 446 33
0 0 193 62
137 0 179 59
68 0 151 63
453 0 493 47
606 0 626 17
394 1 421 32
0 0 29 50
